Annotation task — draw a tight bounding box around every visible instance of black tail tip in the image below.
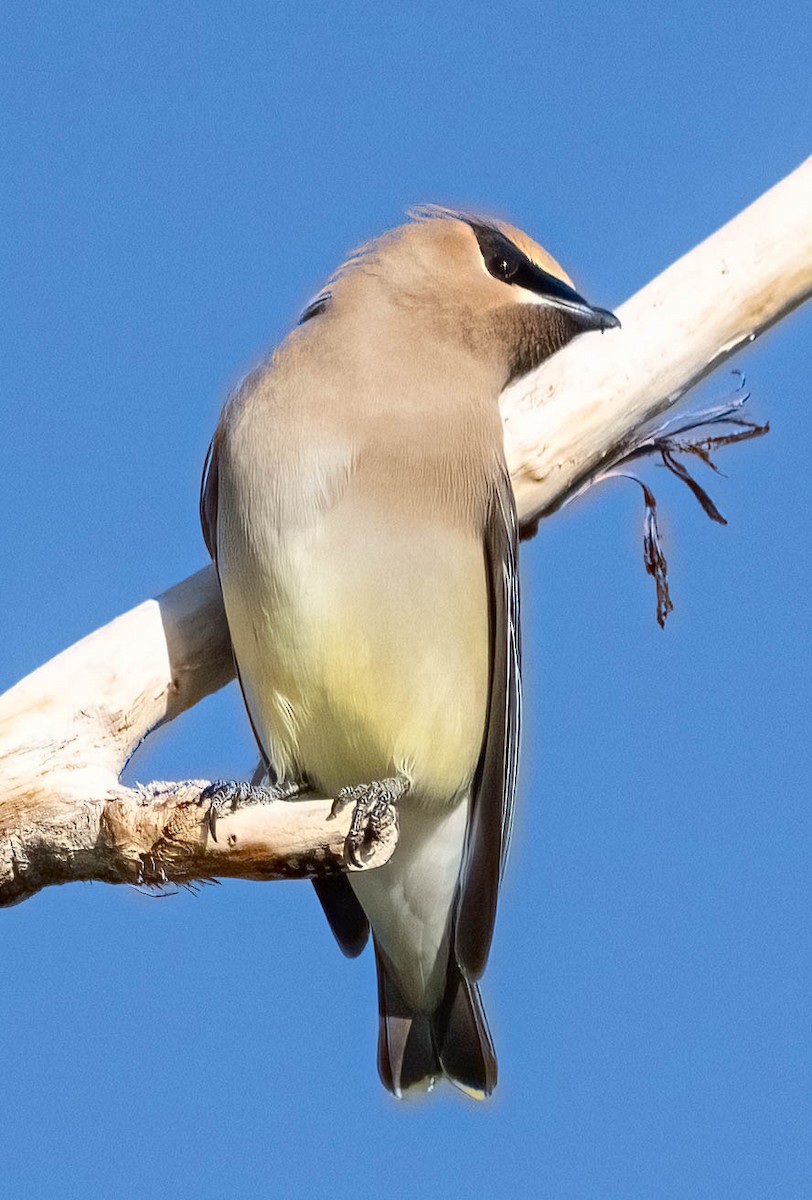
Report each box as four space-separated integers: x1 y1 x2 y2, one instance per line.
376 945 497 1100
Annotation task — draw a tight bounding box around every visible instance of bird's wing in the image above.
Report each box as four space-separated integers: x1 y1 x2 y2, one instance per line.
454 467 521 981
199 426 222 562
200 425 272 769
199 422 371 958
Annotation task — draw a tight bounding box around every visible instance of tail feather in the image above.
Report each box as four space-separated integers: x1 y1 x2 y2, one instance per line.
434 959 497 1099
375 941 440 1096
374 941 497 1099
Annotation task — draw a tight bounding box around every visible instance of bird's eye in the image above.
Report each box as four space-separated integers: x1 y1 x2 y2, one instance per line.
471 224 526 286
491 255 518 282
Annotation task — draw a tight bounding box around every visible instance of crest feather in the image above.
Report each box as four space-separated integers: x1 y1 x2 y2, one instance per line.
408 205 574 287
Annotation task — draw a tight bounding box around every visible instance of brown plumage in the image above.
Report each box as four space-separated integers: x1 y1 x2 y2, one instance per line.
200 208 618 1097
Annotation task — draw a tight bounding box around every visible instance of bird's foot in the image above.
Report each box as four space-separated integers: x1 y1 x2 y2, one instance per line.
199 779 304 842
329 775 409 869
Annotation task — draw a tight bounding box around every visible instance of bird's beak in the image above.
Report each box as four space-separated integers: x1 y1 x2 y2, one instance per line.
526 263 620 332
562 297 621 333
545 279 621 333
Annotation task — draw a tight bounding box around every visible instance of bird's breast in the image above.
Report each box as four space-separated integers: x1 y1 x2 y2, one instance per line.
219 478 490 807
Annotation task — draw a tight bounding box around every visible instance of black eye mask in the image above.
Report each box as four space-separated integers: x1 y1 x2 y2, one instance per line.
467 220 619 333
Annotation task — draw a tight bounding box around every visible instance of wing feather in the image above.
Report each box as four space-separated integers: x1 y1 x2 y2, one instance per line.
454 468 521 981
200 428 222 561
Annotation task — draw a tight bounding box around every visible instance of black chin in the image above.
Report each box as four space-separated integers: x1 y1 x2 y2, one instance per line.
503 307 595 385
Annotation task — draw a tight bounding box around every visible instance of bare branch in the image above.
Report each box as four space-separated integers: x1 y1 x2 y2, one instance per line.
501 154 812 524
1 777 397 907
2 156 811 904
0 576 396 906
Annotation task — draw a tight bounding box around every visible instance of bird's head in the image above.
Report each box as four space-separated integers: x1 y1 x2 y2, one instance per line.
298 207 619 387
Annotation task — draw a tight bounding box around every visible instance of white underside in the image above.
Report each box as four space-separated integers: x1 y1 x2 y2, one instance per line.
349 794 469 1010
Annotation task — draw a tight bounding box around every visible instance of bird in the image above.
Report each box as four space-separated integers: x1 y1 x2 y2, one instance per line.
200 206 618 1099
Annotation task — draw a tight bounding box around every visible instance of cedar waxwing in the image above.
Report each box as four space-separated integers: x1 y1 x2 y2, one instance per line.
200 207 618 1099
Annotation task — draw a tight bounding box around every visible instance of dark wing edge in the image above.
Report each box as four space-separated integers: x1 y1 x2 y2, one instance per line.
199 424 270 772
200 427 222 561
454 468 521 982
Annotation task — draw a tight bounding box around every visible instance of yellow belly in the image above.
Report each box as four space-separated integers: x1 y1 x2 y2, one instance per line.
220 499 490 805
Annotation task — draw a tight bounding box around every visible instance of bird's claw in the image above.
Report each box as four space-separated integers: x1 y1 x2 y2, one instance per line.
199 779 302 842
330 775 408 868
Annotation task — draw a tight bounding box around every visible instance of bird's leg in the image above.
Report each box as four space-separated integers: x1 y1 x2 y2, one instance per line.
199 778 306 842
329 775 409 869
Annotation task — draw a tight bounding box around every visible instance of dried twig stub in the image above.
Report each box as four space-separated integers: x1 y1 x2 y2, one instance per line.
586 378 769 626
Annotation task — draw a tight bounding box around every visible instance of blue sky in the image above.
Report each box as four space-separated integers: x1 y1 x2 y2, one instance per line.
1 4 810 1197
